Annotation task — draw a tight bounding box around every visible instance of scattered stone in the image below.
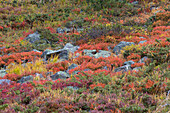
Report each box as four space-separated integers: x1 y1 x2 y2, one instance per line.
77 28 84 33
35 73 44 78
24 31 40 43
0 70 7 78
67 63 78 71
103 66 108 70
139 37 146 39
66 63 78 74
17 75 33 84
56 28 65 33
114 65 131 72
83 49 97 57
32 49 41 53
84 68 91 71
94 50 111 58
41 49 69 61
123 60 135 66
67 86 79 90
138 56 148 64
0 79 11 85
131 1 138 5
46 72 53 77
63 43 79 53
113 41 135 55
138 40 147 44
132 67 141 71
154 10 163 16
63 28 71 33
50 71 70 80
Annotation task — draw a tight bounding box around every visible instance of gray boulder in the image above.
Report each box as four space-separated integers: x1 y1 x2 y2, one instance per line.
138 56 148 64
84 68 91 71
63 43 79 53
32 49 41 53
138 40 147 44
67 86 79 90
113 41 135 55
0 70 7 78
124 60 135 66
139 37 146 39
133 67 141 72
94 50 111 58
103 66 108 70
41 49 69 61
131 1 138 5
83 49 97 57
24 31 40 43
0 79 11 85
66 63 78 74
114 65 131 73
56 28 65 33
17 75 33 84
77 28 84 33
35 73 44 78
50 71 70 80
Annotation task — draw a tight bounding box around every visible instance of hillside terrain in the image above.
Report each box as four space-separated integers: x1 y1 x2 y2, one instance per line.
0 0 170 112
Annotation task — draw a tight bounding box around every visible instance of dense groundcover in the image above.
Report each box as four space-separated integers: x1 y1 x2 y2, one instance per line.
0 0 169 113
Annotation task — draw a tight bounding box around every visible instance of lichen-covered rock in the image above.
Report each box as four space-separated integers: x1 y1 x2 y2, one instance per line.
124 60 135 66
83 49 97 57
0 70 7 78
138 56 149 64
114 65 131 72
24 31 40 43
63 43 79 53
41 49 69 61
94 50 111 58
138 40 147 44
50 71 70 80
17 75 33 84
0 79 11 85
113 41 135 55
132 67 141 72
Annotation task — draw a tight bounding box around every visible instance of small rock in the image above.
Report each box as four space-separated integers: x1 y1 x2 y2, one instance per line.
83 49 97 57
46 72 53 77
35 73 44 78
94 50 111 58
0 79 11 85
63 43 79 53
50 71 70 80
113 41 135 55
139 37 146 39
84 68 91 71
63 28 71 33
138 56 148 64
132 67 141 71
67 63 78 70
41 49 69 61
103 66 108 70
56 28 65 33
17 75 33 84
32 49 41 53
114 65 131 72
77 28 84 32
138 40 147 44
124 60 135 66
24 31 40 43
0 70 7 78
131 1 138 5
66 63 78 74
67 86 79 90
